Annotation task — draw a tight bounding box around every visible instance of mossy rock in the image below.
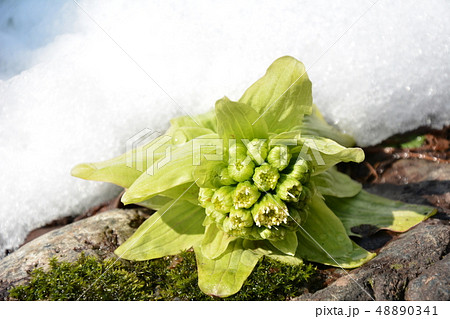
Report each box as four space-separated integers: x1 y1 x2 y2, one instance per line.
1 208 321 300
9 251 320 301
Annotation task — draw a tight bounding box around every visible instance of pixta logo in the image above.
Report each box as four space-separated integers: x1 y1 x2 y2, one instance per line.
126 129 172 176
125 131 327 177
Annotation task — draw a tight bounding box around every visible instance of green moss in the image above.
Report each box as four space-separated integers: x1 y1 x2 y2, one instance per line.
383 134 426 149
399 135 426 149
367 277 374 289
9 251 319 301
390 263 403 270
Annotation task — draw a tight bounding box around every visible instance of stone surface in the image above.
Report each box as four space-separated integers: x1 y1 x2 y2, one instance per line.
365 181 450 218
364 159 450 219
295 219 450 301
405 254 450 301
0 209 150 300
380 159 450 184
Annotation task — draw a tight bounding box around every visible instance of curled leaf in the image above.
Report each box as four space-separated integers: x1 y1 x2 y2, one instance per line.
292 136 364 174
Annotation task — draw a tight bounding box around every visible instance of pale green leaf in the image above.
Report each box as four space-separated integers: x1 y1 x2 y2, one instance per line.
202 216 214 226
71 134 172 188
269 231 298 256
325 190 437 237
115 200 205 260
215 97 268 147
201 223 235 259
311 167 362 198
244 240 304 266
169 109 217 132
192 158 232 189
266 254 304 266
157 182 200 204
292 136 364 175
138 196 173 210
169 127 215 145
122 141 196 204
137 183 200 209
195 239 263 297
269 130 302 143
302 104 356 147
296 195 375 268
239 56 312 133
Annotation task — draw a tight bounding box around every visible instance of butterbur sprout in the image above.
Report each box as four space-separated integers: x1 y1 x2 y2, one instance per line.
285 157 311 183
267 145 292 171
229 207 254 229
227 145 255 182
198 141 313 241
72 56 436 297
219 167 235 186
211 186 234 213
206 204 227 224
275 175 303 202
252 163 280 192
246 138 269 165
198 188 214 206
232 181 261 209
251 194 289 228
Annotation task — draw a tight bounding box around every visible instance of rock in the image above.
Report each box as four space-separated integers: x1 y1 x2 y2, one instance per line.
365 159 450 212
379 159 450 184
295 219 450 301
365 181 450 220
0 209 150 300
405 254 450 301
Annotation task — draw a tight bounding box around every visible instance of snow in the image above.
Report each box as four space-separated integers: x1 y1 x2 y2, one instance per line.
0 0 449 256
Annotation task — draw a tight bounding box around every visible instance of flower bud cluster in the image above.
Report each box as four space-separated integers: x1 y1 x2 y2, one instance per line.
199 139 313 240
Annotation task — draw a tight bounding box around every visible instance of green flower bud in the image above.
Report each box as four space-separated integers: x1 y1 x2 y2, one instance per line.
222 217 234 233
285 158 311 183
225 225 254 238
246 139 268 165
219 167 235 185
267 145 292 171
258 227 285 240
251 194 289 228
198 188 215 206
228 157 255 182
223 222 285 240
229 207 254 229
252 164 280 191
227 143 255 182
211 186 235 213
294 184 313 209
285 205 309 230
205 203 227 224
232 181 261 209
276 175 303 202
228 142 250 165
